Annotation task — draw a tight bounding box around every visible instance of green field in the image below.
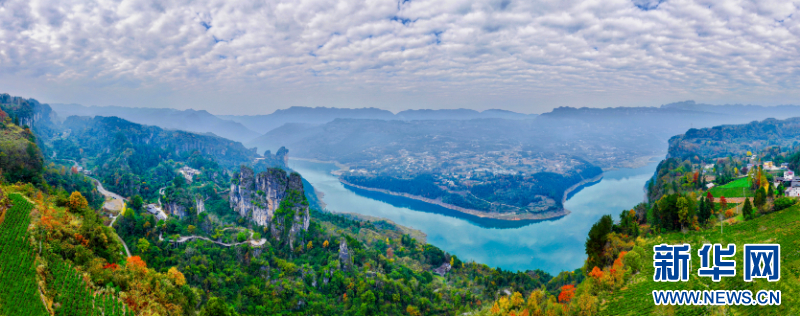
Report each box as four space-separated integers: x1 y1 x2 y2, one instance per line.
600 205 800 315
709 177 754 198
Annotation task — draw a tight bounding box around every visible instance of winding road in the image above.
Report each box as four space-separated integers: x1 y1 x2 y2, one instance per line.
58 158 132 257
60 158 262 255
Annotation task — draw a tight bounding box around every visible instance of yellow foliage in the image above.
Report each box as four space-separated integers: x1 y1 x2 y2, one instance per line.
510 292 525 309
167 267 186 286
67 191 88 211
323 240 330 248
307 241 313 250
491 302 501 315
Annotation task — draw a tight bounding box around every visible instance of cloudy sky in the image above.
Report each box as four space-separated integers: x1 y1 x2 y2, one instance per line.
1 0 798 114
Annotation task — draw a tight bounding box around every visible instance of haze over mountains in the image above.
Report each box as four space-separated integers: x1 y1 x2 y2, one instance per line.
44 99 800 171
221 107 537 135
50 103 262 143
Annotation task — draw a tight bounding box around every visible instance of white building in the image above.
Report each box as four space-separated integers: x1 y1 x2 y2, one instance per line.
786 170 795 180
786 187 800 197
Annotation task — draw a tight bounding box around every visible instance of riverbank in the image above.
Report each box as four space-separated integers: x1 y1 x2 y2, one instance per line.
562 174 604 204
339 179 570 221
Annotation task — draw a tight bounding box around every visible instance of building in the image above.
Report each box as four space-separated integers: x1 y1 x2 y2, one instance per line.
786 170 795 180
781 163 789 170
706 183 715 189
786 186 800 197
764 161 775 170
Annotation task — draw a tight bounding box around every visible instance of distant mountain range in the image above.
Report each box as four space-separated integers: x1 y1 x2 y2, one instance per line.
248 101 800 169
50 103 260 143
221 107 536 135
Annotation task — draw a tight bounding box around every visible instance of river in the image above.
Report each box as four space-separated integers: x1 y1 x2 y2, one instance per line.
289 159 660 274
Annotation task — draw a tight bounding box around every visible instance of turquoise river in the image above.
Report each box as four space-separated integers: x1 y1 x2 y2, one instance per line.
289 159 660 274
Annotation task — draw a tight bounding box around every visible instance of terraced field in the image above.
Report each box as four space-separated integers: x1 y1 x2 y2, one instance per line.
600 205 800 315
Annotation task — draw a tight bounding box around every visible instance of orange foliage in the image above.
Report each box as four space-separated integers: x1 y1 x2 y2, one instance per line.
725 209 734 219
589 266 604 279
74 233 89 246
103 263 120 270
127 256 147 272
519 310 529 316
558 284 576 303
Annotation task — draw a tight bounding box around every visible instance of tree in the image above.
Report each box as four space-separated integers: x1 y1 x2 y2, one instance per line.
720 196 728 213
585 215 613 268
237 231 247 242
743 198 755 220
67 191 88 212
677 197 689 230
130 195 144 210
137 238 151 253
706 191 714 204
187 225 196 234
558 285 576 303
167 267 186 286
200 297 239 316
754 188 766 208
407 305 421 316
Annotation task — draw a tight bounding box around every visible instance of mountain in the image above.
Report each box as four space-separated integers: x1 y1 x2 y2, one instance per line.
220 106 396 134
395 108 535 120
50 103 260 143
223 106 536 135
59 116 258 167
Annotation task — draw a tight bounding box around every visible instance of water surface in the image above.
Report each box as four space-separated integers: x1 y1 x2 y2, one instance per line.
290 159 659 274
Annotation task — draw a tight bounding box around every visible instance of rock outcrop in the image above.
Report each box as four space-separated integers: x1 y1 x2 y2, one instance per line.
338 239 353 271
230 166 310 249
165 202 187 218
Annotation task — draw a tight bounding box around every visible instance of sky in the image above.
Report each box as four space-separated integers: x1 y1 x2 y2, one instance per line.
0 0 798 115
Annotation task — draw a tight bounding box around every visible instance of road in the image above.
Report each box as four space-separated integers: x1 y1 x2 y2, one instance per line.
172 228 267 247
66 160 131 257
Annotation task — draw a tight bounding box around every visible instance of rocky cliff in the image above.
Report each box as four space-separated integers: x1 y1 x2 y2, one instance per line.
230 166 310 248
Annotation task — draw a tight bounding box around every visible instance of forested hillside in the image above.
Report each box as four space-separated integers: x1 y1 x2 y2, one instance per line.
477 116 800 316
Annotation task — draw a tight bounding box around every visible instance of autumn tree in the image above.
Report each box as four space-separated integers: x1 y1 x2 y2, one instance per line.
719 196 728 213
677 196 689 230
167 267 186 286
558 285 576 303
67 191 88 212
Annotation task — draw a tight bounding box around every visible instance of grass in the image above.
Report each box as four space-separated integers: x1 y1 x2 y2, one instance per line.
709 177 754 198
600 205 800 315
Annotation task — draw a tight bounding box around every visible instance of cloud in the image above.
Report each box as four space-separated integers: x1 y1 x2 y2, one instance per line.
1 0 799 113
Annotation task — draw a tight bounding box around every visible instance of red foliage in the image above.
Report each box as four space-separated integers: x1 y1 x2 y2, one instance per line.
558 284 576 303
103 263 120 270
706 191 714 203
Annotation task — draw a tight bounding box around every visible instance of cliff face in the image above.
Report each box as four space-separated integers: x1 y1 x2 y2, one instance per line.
230 166 310 230
165 202 187 218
